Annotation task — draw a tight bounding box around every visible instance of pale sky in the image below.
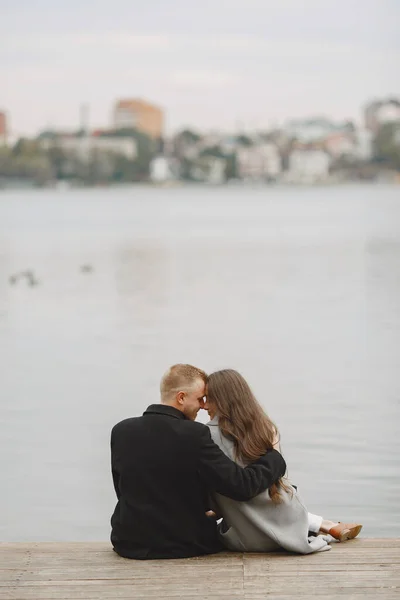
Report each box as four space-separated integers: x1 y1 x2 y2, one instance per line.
1 0 399 137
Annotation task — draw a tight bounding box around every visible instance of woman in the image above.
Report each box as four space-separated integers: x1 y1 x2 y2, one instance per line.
204 369 362 554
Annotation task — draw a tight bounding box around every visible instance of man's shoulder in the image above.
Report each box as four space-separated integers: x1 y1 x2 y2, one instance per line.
111 416 142 435
180 419 211 442
111 415 210 441
111 416 208 434
183 419 208 433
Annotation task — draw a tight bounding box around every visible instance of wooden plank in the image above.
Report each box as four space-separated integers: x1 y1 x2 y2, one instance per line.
2 539 397 548
0 543 109 552
0 579 245 599
244 572 400 586
0 594 245 600
0 556 244 571
3 540 398 553
244 596 400 600
0 566 240 583
344 539 400 547
244 577 400 597
243 552 400 574
0 541 399 600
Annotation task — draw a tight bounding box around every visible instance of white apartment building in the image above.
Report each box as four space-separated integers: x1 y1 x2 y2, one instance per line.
285 118 338 143
40 136 137 162
190 156 226 184
354 130 374 161
286 150 331 184
150 156 176 182
237 143 282 179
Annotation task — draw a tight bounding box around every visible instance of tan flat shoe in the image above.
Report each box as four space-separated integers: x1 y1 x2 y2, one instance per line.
329 522 362 542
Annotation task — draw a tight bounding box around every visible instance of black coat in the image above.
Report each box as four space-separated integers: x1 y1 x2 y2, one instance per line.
110 404 286 559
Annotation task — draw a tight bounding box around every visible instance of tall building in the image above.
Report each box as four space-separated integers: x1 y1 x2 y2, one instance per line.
114 99 163 139
0 111 7 145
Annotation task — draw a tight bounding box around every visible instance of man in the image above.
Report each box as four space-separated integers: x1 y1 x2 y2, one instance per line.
110 364 286 559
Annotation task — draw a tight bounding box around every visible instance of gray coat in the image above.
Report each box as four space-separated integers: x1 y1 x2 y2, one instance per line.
207 417 330 554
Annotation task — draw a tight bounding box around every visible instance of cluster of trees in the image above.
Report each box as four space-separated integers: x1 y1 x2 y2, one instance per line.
373 122 400 170
0 140 53 185
0 128 160 186
174 129 240 180
98 128 158 181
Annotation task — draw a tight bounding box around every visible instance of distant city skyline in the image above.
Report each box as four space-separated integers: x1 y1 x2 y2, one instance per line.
2 0 400 137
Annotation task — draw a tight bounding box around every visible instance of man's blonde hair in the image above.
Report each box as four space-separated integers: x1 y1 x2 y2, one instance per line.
160 364 208 402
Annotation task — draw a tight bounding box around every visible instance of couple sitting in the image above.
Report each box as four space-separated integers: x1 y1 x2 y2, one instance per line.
110 364 362 559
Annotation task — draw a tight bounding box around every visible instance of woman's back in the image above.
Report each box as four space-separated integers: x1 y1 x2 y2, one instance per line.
207 417 329 554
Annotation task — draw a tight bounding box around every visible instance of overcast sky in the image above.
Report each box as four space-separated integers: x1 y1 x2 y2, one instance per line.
1 0 399 136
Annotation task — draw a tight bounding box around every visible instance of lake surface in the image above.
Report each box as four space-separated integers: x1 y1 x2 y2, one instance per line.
0 184 399 541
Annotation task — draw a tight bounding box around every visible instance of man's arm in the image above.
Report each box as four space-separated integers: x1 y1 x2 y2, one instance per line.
197 426 286 501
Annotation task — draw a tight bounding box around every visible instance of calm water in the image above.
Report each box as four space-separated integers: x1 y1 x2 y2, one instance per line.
0 184 399 541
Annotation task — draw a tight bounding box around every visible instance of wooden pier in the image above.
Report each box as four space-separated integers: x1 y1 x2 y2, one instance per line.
1 539 399 599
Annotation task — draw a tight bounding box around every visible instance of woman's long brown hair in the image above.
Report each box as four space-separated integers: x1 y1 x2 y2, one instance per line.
207 369 290 503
